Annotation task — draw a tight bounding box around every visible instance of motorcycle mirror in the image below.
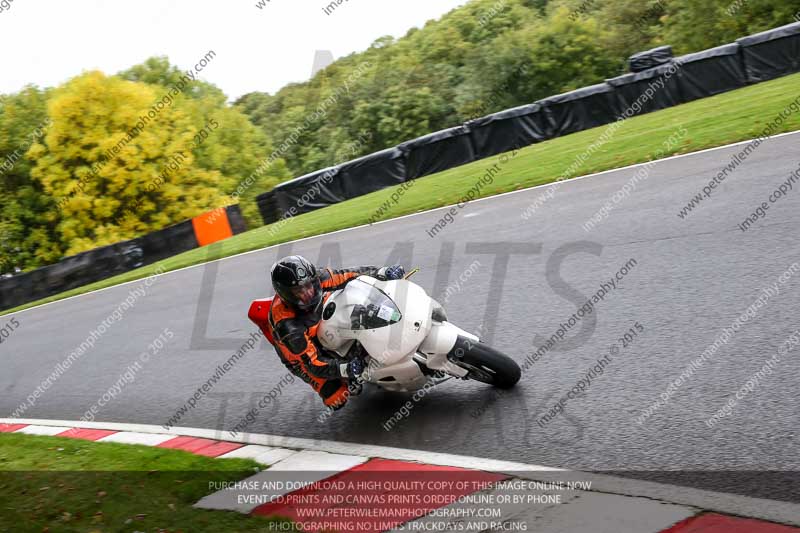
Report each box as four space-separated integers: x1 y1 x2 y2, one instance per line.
403 267 420 280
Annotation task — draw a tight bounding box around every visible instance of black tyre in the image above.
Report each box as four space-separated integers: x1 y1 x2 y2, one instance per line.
448 336 521 389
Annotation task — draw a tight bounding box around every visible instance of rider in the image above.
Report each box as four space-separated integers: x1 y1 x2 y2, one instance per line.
267 256 405 410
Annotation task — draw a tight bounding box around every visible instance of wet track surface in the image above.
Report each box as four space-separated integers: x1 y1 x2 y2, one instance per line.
3 132 799 503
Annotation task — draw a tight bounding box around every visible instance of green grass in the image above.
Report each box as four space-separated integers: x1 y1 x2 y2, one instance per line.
0 433 296 532
4 73 800 316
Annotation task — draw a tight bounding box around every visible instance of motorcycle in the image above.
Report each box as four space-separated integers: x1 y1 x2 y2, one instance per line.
249 272 521 392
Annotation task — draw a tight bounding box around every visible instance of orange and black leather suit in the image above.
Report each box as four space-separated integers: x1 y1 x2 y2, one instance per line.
267 266 380 409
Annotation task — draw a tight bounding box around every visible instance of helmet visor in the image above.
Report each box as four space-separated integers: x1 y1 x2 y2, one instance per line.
290 278 322 309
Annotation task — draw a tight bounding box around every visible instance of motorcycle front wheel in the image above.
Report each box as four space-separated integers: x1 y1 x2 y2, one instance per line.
447 336 521 389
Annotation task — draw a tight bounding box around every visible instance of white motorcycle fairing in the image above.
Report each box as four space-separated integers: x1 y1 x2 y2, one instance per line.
317 276 475 392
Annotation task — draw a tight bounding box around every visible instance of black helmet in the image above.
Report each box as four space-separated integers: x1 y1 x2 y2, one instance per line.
271 255 323 311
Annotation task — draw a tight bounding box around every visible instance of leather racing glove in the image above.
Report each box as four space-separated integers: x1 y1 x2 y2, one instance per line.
377 265 405 281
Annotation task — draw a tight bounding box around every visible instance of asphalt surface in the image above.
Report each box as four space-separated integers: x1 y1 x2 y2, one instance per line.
3 131 799 502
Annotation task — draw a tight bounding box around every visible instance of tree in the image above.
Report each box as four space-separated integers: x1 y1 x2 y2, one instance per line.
460 6 619 114
123 57 292 227
28 71 228 255
120 56 226 102
662 0 800 53
0 86 60 272
189 99 291 226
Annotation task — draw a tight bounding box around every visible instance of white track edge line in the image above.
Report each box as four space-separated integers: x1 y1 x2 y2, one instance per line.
8 130 799 317
2 417 799 527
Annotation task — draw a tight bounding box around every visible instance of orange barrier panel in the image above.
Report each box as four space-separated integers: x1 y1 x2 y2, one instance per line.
192 208 234 246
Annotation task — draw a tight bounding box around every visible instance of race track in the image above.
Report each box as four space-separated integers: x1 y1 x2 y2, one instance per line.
3 131 799 502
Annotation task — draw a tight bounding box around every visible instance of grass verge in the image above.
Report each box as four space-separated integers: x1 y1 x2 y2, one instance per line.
4 72 800 316
0 433 295 532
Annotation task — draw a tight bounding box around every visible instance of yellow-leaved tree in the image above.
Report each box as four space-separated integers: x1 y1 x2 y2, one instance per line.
29 71 228 255
120 56 293 228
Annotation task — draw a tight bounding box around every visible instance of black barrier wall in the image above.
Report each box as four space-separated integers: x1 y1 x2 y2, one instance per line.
539 83 626 136
0 205 248 311
258 166 343 224
256 150 407 225
737 23 800 82
256 21 800 226
674 44 749 102
225 204 248 235
339 147 406 198
467 103 551 160
606 61 685 117
398 125 476 180
0 221 196 311
256 189 283 226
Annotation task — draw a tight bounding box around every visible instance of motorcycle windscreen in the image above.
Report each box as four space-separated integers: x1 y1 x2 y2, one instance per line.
323 279 402 330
